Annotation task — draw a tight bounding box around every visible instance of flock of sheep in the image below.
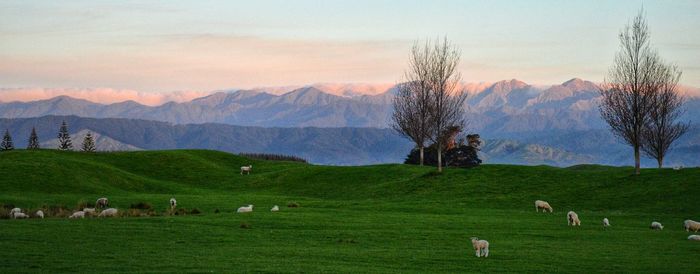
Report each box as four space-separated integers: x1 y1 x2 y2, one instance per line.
470 200 700 258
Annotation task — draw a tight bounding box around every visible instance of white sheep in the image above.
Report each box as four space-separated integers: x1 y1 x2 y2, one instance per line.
567 211 581 226
170 198 177 210
271 205 279 212
240 165 253 175
98 208 119 217
684 220 700 232
9 207 21 218
83 208 96 216
12 212 29 219
535 200 553 213
688 235 700 241
69 211 86 219
96 197 109 209
237 204 253 213
35 210 44 219
470 237 490 258
650 221 664 230
603 218 610 228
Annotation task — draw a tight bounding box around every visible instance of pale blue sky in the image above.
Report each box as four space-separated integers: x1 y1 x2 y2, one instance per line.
1 0 698 92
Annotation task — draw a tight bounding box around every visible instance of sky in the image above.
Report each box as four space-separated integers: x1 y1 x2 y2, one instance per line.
1 0 699 104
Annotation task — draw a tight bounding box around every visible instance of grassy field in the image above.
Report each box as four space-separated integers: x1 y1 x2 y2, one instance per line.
1 149 699 273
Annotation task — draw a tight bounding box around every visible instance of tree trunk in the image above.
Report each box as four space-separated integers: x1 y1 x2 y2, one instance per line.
657 156 663 169
419 146 424 166
437 142 443 172
634 146 641 175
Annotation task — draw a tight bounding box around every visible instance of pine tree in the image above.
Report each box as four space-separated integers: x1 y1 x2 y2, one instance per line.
81 132 96 152
1 129 14 151
58 120 72 151
27 127 40 149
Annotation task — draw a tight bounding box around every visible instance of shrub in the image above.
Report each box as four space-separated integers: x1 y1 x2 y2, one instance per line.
129 202 152 210
2 203 16 210
190 208 201 215
240 222 252 229
239 153 308 163
0 208 9 219
287 202 300 208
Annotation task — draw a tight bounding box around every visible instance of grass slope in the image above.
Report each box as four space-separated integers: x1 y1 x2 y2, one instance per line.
1 149 699 273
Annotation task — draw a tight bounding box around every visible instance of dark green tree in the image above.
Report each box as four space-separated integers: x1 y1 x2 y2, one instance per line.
81 131 96 152
58 120 73 151
1 129 14 151
27 127 40 149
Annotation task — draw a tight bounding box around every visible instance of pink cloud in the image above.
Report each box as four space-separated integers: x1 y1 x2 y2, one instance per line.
0 88 214 106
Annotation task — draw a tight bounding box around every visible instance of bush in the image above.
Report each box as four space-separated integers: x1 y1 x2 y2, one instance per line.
287 202 300 208
190 208 201 215
2 203 15 210
0 208 9 219
129 202 152 210
240 222 252 229
240 153 308 163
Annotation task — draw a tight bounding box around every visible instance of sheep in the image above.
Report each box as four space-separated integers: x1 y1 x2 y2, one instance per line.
650 221 664 230
240 165 252 175
82 208 96 216
673 165 683 170
98 208 119 217
567 211 581 226
96 197 109 209
9 207 21 218
535 200 553 213
170 198 177 210
470 237 490 258
684 220 700 232
237 205 253 213
688 235 700 241
69 211 86 219
12 212 29 219
35 210 44 219
603 218 610 228
271 205 279 212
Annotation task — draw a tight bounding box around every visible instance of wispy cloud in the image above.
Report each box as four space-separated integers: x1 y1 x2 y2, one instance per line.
0 88 213 106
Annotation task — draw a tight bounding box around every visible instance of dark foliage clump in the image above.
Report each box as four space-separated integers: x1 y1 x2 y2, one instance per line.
129 202 152 210
190 208 201 215
240 153 307 163
405 134 482 168
287 202 300 208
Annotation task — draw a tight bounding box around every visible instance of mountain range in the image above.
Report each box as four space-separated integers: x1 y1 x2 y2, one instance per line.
1 78 698 166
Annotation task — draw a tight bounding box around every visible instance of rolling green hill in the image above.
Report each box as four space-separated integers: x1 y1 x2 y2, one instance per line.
1 149 699 273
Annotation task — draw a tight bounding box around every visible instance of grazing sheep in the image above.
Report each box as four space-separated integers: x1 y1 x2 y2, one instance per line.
271 205 279 212
98 208 118 217
567 211 581 226
688 235 700 241
96 197 109 209
603 218 610 228
240 165 252 175
535 200 553 213
673 165 683 170
12 212 29 219
9 208 21 218
470 237 490 258
237 205 253 213
170 198 177 210
684 220 700 232
650 221 664 230
83 208 96 216
35 210 44 219
69 211 86 219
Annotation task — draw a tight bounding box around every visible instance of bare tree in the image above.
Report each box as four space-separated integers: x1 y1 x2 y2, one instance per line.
600 10 660 175
641 64 689 168
392 41 434 166
428 37 468 172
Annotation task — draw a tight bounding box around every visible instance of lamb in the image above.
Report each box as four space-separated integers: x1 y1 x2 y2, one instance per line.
688 235 700 241
271 205 279 212
567 211 581 226
535 200 553 212
603 218 610 228
240 165 252 175
170 198 177 210
35 210 44 219
650 221 664 230
83 208 96 216
684 220 700 232
9 208 21 218
12 212 29 219
470 237 490 258
96 197 109 209
69 211 86 219
98 208 119 217
237 205 253 213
